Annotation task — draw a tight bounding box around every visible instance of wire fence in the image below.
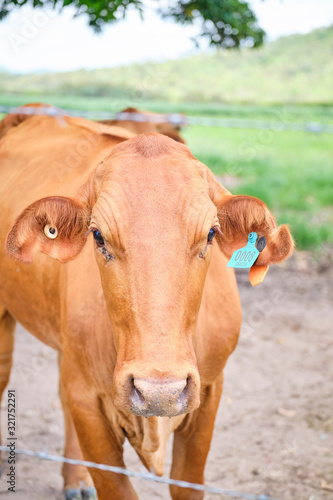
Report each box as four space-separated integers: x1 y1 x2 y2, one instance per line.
1 104 333 133
0 446 281 500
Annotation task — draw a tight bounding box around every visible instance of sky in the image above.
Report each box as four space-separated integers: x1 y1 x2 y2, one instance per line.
0 0 332 73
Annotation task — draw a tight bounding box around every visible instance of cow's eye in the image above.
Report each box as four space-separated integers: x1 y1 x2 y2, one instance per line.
207 228 215 243
93 230 105 247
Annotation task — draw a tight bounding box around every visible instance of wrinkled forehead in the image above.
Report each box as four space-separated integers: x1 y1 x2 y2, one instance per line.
91 137 217 239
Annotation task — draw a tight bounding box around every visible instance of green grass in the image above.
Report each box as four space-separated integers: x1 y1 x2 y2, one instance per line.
1 95 332 251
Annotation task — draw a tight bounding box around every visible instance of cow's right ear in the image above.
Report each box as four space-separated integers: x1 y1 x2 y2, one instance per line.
213 194 294 266
5 197 90 264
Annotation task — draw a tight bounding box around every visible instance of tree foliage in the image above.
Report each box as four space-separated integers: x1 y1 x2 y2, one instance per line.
0 0 265 48
159 1 265 48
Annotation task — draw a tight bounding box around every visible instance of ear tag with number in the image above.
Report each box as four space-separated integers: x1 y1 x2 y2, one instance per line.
227 232 259 269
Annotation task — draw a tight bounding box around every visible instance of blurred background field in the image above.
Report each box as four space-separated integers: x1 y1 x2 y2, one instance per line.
1 27 332 103
1 26 332 252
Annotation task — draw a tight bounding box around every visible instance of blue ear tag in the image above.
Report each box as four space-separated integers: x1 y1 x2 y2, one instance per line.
227 232 260 269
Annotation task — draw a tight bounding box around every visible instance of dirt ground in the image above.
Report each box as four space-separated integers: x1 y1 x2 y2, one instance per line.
0 261 332 500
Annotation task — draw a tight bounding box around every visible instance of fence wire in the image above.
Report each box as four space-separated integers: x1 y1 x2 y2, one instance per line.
0 446 281 500
0 104 332 133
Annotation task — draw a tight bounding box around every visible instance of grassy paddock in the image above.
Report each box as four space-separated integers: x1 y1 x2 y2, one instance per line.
1 95 332 250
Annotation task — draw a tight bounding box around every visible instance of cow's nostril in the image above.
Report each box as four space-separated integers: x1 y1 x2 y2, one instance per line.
130 378 146 405
134 386 145 404
178 376 190 405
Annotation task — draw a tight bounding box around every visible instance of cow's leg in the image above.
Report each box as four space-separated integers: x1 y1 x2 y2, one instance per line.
170 373 224 500
63 374 139 500
69 404 139 500
0 306 15 477
58 354 97 500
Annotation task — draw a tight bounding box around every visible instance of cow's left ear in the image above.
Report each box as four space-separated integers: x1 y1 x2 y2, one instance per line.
214 194 294 266
5 196 90 264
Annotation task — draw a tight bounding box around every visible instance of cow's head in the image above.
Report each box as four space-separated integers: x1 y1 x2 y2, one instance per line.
6 134 294 417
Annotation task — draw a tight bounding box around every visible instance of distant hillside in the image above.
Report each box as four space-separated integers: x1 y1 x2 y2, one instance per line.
1 26 332 104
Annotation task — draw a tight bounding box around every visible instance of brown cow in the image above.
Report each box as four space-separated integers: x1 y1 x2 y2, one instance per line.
0 104 185 143
100 106 185 143
0 102 64 139
0 108 294 500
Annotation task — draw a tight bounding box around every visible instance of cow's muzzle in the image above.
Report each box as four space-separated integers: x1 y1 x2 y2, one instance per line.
130 376 193 417
113 368 200 417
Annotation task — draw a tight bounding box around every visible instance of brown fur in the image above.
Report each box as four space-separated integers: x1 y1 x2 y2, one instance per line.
100 107 186 143
0 103 59 139
0 103 184 144
106 132 191 159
